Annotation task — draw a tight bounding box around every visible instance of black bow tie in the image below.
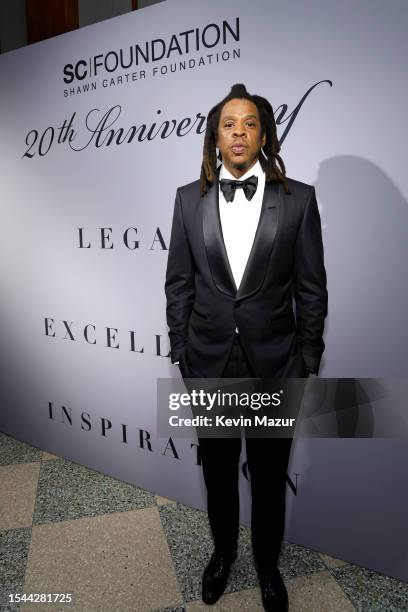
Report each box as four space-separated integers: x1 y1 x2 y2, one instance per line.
219 175 258 202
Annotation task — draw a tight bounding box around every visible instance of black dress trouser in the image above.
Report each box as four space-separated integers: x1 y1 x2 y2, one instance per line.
197 333 293 571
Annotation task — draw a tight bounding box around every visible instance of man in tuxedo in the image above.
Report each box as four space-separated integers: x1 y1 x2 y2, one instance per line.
165 83 327 611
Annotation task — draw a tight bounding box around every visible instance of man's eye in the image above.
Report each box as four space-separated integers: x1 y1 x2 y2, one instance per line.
224 122 255 127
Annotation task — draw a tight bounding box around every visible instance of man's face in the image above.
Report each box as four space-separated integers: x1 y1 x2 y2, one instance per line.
216 98 266 178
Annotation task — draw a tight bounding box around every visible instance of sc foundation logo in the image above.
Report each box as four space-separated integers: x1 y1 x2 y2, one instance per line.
62 18 241 84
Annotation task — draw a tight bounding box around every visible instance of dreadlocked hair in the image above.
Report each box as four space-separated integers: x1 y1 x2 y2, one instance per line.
199 83 291 197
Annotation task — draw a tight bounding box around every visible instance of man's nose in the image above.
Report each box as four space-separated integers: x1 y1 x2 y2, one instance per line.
233 126 246 137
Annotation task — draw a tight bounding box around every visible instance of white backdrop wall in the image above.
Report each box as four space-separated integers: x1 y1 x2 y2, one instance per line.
0 0 407 581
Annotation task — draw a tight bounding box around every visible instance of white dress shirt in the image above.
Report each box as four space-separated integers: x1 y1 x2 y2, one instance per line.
219 159 265 333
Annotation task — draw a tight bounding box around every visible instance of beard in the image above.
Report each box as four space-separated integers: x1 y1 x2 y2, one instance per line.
232 154 259 171
232 160 247 169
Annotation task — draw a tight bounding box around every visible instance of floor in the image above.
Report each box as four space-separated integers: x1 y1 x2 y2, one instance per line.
0 432 407 611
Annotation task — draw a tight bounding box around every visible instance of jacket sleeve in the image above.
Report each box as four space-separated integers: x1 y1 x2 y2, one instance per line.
165 187 195 363
293 186 328 375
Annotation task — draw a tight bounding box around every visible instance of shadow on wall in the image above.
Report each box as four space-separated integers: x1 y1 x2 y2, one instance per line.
316 156 408 377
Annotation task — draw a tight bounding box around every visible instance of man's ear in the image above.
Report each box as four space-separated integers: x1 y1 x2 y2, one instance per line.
261 132 266 147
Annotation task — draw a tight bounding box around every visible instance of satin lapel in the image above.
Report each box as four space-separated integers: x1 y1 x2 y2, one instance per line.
202 167 282 300
202 165 237 296
236 179 281 301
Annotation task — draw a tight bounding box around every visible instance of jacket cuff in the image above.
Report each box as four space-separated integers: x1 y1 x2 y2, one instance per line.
302 351 321 375
171 348 184 364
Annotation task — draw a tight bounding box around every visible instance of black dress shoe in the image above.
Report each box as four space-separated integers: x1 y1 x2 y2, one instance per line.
259 567 288 612
201 548 238 605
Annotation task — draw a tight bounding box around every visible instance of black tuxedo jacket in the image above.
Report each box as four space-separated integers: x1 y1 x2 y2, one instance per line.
165 165 328 378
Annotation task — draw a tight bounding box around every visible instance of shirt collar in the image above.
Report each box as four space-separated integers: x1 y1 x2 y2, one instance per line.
219 158 264 182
